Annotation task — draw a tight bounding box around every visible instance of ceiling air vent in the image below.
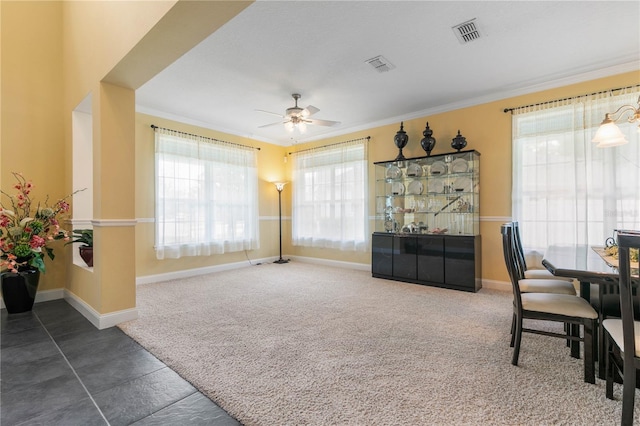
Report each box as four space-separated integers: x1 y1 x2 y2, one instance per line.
452 19 481 44
365 55 396 73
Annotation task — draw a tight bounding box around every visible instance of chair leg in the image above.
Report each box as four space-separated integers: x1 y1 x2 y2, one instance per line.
570 324 580 359
605 332 614 399
565 322 571 347
510 313 516 347
583 319 595 384
621 362 636 426
512 314 523 366
598 313 605 380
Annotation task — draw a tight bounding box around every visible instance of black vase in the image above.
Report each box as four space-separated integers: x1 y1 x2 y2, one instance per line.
451 130 467 152
394 122 409 161
420 122 436 156
1 266 40 314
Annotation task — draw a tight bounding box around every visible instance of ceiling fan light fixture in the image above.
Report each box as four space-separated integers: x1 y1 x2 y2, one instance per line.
257 93 339 133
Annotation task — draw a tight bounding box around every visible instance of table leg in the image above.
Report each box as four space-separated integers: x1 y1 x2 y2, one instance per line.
579 280 590 301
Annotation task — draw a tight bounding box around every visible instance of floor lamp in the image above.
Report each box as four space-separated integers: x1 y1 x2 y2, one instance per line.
274 182 289 264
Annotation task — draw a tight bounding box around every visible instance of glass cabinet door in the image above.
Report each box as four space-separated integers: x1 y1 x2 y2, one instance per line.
374 150 479 237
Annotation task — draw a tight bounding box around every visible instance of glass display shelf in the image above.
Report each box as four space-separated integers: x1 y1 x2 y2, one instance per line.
374 150 480 236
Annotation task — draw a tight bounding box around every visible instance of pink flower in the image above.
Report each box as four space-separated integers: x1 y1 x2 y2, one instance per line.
30 235 46 249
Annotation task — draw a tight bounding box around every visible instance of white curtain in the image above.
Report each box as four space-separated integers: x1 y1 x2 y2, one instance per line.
512 88 640 251
292 139 368 251
154 128 259 259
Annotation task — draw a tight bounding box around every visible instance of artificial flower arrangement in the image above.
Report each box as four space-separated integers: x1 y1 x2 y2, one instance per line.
604 244 639 262
0 172 82 273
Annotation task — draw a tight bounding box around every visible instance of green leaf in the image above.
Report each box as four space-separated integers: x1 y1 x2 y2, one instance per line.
31 255 46 274
45 246 55 261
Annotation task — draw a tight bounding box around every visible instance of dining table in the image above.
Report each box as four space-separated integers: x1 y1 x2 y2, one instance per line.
542 244 620 380
542 244 619 300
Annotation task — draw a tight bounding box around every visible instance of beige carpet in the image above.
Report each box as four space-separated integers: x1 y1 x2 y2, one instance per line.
119 262 639 425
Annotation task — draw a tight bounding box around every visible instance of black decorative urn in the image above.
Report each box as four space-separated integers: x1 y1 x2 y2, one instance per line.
420 122 436 156
451 130 467 152
393 122 409 161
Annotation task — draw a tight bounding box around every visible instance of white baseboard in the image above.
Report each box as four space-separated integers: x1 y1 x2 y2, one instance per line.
2 263 510 321
0 288 64 310
288 255 371 271
480 279 511 292
0 288 137 329
136 256 279 285
64 290 138 329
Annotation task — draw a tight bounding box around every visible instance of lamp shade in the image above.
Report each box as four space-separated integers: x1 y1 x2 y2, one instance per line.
592 121 629 148
285 121 295 132
274 182 287 192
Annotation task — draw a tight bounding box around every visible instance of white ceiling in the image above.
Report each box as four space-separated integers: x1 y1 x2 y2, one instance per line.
135 1 640 146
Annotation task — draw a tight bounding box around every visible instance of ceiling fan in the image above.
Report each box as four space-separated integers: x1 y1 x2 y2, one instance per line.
257 93 340 132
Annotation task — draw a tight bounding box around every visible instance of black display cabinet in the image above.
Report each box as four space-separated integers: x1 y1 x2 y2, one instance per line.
372 150 481 292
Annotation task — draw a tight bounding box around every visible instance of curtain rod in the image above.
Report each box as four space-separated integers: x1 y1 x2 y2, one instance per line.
150 125 260 150
503 84 640 113
288 136 371 155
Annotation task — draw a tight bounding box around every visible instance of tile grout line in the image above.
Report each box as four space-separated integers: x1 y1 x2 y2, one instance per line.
34 312 111 426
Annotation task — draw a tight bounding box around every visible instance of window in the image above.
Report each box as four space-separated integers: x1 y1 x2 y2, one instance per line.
512 89 640 251
154 128 259 259
292 140 368 251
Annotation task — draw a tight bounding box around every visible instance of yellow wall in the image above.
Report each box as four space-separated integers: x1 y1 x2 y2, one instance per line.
1 1 68 291
2 1 253 316
134 113 288 277
133 70 638 285
287 70 640 283
1 0 638 318
60 1 252 314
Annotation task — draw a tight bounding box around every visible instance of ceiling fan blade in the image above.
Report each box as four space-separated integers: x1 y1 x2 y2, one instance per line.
258 121 287 128
302 105 320 117
306 118 341 127
255 109 284 118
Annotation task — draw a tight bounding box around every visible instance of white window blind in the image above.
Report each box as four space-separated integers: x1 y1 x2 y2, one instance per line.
512 89 640 251
154 128 259 259
292 140 368 251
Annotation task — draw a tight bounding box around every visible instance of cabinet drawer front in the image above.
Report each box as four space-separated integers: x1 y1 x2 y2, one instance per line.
372 234 393 276
393 236 417 280
417 236 444 283
444 237 476 288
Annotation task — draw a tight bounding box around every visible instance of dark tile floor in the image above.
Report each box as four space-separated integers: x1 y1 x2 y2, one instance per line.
1 299 241 426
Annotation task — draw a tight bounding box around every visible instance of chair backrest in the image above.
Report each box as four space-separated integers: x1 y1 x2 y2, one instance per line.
501 223 524 310
615 230 640 359
513 221 529 272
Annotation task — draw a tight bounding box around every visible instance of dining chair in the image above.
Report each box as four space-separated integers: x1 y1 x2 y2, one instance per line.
501 223 597 384
513 221 575 284
603 230 640 426
504 222 577 350
509 222 577 295
591 278 640 380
